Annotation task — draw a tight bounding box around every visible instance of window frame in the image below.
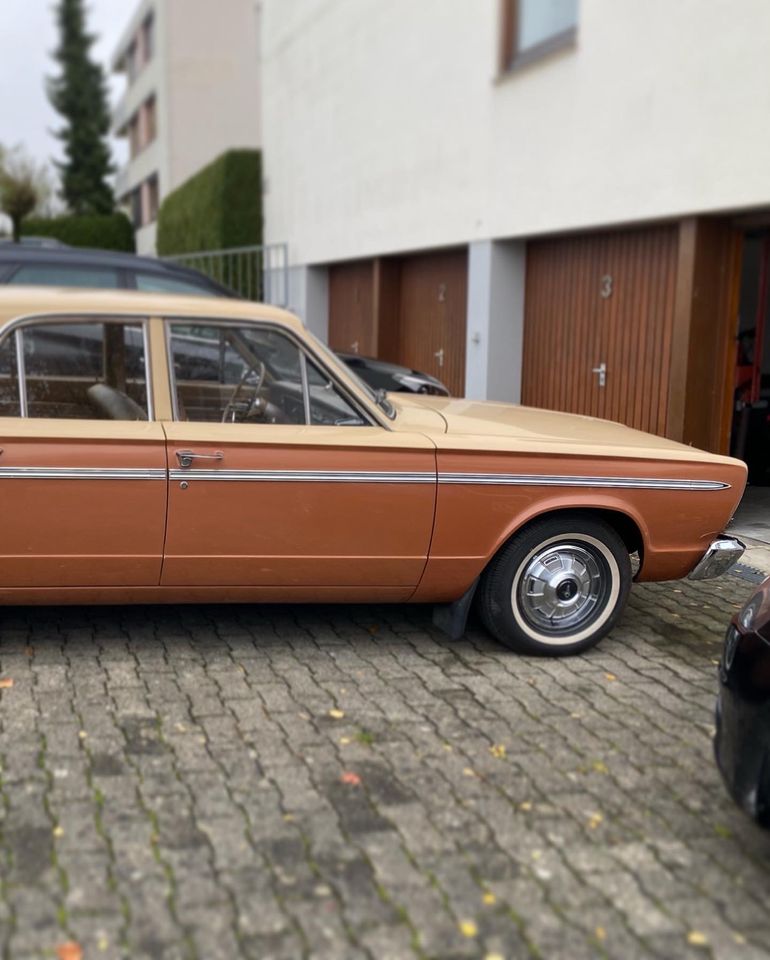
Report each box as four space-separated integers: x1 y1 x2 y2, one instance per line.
0 313 155 421
164 317 377 428
499 0 577 74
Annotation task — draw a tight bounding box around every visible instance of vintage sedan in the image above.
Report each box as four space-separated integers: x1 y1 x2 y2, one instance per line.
0 287 747 655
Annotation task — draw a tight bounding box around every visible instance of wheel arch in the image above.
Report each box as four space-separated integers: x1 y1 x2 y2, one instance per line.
486 503 647 576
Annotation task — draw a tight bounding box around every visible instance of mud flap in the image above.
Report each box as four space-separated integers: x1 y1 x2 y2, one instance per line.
432 578 480 641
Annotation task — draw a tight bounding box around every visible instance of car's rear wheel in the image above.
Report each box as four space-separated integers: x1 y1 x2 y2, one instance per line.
478 514 632 655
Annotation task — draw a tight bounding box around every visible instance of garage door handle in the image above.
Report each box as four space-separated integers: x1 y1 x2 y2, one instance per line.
176 450 224 469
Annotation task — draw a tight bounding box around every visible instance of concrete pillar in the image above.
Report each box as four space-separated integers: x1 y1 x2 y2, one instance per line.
287 264 329 342
464 240 526 402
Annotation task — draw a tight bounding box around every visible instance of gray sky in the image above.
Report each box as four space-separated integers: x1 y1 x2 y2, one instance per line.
1 0 130 172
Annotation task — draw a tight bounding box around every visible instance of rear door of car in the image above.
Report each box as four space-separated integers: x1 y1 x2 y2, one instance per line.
0 315 167 587
159 318 437 592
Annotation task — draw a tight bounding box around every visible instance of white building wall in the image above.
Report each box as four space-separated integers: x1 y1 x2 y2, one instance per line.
262 0 770 266
165 0 262 192
113 0 262 255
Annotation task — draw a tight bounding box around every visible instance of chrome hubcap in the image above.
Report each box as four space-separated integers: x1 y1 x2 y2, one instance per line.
517 542 608 635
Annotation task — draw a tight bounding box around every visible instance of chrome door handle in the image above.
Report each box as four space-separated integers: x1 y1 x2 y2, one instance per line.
591 362 607 387
176 450 224 469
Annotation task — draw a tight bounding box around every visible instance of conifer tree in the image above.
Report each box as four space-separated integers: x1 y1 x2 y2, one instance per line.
48 0 114 214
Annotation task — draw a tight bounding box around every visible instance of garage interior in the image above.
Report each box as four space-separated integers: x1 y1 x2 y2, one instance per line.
732 231 770 485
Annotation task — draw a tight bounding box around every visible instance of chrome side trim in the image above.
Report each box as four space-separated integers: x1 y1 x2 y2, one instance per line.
169 469 435 483
438 473 730 491
0 467 725 489
15 329 27 418
0 467 167 481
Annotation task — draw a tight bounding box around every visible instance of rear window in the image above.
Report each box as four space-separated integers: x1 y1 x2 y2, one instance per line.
8 264 120 289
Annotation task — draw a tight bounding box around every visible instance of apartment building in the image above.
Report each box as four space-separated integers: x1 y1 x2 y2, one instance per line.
262 0 770 478
111 0 262 254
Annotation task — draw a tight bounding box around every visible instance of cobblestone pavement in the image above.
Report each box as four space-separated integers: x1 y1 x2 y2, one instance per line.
2 575 770 960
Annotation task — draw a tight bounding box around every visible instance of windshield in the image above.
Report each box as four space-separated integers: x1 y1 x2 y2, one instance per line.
305 328 397 420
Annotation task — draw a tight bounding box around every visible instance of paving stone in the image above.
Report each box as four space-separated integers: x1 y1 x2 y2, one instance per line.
0 575 767 958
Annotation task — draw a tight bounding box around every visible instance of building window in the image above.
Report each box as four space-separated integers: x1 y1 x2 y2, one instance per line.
499 0 578 72
126 41 139 83
128 114 141 159
145 175 159 225
129 187 142 229
142 14 155 64
143 96 157 146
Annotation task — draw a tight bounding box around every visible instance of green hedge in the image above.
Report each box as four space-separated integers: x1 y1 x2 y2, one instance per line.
157 150 262 256
21 213 135 252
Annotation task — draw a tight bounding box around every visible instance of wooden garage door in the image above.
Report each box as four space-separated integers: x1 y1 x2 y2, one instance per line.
397 249 468 396
522 226 679 435
328 260 375 356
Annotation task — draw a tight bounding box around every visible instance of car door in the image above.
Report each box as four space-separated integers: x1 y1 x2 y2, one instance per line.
0 316 167 587
160 319 436 590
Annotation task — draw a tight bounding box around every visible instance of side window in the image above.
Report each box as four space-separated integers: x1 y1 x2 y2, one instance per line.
135 272 216 296
0 334 20 417
168 322 367 426
18 320 149 420
9 265 121 289
306 359 367 426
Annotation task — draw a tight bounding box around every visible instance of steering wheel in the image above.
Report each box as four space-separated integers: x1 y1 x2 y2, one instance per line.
221 361 266 423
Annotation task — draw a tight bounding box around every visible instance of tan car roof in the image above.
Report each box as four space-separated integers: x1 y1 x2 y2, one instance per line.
0 286 305 332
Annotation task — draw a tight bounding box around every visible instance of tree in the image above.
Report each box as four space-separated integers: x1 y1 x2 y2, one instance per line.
48 0 114 215
0 145 56 242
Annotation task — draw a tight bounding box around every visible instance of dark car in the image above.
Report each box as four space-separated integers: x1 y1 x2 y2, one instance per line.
0 244 232 297
0 245 452 395
336 352 449 396
715 573 770 825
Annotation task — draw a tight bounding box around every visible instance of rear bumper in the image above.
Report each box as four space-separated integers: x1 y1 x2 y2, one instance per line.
688 535 745 580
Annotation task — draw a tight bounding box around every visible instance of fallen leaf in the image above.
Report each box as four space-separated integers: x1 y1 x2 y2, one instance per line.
462 767 477 778
519 801 533 812
53 825 64 838
56 944 83 960
339 736 351 745
340 771 361 786
78 730 87 739
592 760 609 774
733 932 747 944
587 812 603 830
443 743 453 752
328 708 345 719
489 744 506 759
482 891 496 905
459 920 477 938
283 813 295 822
484 954 504 960
687 930 709 947
595 926 607 942
97 935 110 951
0 678 13 689
604 673 617 682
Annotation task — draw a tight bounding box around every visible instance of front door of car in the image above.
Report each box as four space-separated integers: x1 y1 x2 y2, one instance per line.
0 317 167 588
160 320 436 589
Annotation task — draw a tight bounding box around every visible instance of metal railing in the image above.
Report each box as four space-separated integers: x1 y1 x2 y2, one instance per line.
164 242 289 307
